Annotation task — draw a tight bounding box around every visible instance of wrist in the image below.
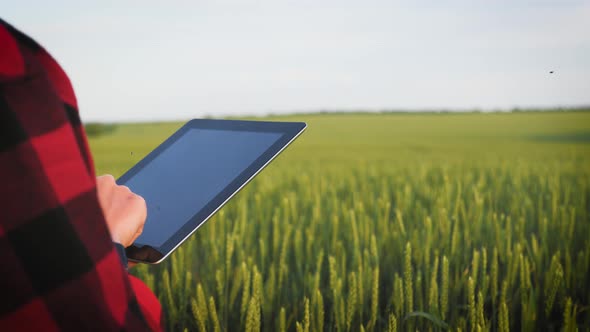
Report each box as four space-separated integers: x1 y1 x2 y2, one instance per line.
113 242 128 270
111 235 121 245
111 234 128 248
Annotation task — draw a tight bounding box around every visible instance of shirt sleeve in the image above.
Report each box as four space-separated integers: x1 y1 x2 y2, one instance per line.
0 19 163 331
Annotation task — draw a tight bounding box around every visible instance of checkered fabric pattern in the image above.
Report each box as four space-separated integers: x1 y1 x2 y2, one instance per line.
0 19 163 331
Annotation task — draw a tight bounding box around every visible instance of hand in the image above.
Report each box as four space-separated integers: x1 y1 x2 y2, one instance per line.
96 174 147 248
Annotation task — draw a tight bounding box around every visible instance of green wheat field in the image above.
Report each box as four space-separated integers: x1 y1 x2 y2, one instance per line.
88 111 590 332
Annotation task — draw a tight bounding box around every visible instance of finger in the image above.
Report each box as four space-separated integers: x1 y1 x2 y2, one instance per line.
97 174 116 187
133 194 147 221
96 174 117 195
97 174 115 182
130 233 140 245
131 217 145 241
131 226 143 244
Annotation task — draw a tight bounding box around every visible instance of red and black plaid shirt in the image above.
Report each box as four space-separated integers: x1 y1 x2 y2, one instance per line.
0 19 163 331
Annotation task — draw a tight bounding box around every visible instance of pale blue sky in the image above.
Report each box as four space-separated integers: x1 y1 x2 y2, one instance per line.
2 1 589 122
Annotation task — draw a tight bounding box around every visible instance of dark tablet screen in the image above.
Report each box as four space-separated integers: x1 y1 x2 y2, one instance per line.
119 119 306 264
124 129 282 247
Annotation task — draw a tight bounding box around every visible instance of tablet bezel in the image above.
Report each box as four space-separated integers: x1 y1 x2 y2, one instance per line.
119 119 306 264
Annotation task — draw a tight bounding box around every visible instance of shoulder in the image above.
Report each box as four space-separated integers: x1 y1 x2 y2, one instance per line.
0 18 77 107
1 18 47 85
0 19 29 80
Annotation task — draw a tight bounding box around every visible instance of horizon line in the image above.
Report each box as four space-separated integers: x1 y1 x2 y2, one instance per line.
83 106 590 124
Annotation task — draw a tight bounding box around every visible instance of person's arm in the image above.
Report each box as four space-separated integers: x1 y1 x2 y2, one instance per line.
0 19 162 331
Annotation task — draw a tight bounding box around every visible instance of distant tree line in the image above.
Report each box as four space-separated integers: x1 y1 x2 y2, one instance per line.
84 123 118 137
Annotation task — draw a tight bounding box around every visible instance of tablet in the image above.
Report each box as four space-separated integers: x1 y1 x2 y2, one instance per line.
118 119 306 264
